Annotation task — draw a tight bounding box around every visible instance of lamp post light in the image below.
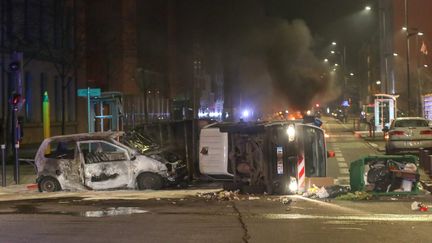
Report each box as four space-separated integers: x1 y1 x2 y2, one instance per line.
403 26 424 116
384 53 398 94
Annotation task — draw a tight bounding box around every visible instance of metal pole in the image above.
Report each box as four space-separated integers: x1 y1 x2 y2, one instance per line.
1 144 5 187
14 143 19 184
405 0 412 116
416 35 422 117
12 105 19 184
385 56 389 94
87 87 91 132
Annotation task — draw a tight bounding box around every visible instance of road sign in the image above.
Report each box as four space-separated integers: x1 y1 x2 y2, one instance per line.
77 88 101 97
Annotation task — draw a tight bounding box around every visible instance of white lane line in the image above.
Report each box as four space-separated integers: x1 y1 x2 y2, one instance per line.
339 168 349 174
336 157 345 162
338 163 348 168
262 213 432 222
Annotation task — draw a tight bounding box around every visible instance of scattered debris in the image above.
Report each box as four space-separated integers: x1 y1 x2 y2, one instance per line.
336 191 373 201
303 185 349 199
248 196 260 200
411 201 429 212
196 190 240 201
280 197 293 205
366 159 419 193
316 187 329 199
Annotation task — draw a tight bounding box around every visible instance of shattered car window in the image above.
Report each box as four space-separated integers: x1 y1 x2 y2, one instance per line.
45 141 76 160
80 141 128 164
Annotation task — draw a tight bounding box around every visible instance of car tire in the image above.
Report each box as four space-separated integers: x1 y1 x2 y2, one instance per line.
136 172 163 190
38 177 61 192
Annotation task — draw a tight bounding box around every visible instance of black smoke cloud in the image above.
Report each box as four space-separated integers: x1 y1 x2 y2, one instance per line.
240 18 338 111
263 19 334 110
198 1 339 115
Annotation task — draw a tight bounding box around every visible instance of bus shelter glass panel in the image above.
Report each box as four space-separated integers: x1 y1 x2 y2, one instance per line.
90 93 123 132
374 98 395 132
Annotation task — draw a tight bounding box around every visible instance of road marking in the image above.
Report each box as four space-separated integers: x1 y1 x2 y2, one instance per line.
262 213 432 222
339 168 349 174
336 157 345 162
338 176 350 180
338 163 348 168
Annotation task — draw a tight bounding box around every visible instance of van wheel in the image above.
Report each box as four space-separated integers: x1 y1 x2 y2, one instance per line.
38 177 61 192
137 173 163 190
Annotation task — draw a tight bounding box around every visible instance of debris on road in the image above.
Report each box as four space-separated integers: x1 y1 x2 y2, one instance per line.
196 190 240 201
280 197 292 205
302 185 349 199
411 201 429 212
336 191 373 200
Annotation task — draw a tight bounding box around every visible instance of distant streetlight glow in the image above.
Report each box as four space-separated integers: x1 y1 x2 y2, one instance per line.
331 42 337 46
418 32 424 36
424 64 429 68
332 68 336 72
334 63 339 67
393 53 398 56
324 58 328 62
365 6 371 11
402 26 407 31
350 72 354 76
330 50 335 54
376 80 381 85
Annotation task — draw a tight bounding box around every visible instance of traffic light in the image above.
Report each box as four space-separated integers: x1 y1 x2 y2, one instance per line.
10 93 21 107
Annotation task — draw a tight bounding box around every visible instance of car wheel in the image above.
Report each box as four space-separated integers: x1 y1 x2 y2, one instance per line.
136 173 163 190
38 177 61 192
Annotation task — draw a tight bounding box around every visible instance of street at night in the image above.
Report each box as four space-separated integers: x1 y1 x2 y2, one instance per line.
2 0 432 242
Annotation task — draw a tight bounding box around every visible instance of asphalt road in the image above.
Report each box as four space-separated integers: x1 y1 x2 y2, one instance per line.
0 194 432 243
323 117 382 185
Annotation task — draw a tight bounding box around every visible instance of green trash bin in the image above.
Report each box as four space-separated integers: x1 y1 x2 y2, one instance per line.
349 155 419 195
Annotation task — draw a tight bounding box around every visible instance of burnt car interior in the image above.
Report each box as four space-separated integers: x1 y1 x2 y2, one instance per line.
79 141 128 164
45 141 76 160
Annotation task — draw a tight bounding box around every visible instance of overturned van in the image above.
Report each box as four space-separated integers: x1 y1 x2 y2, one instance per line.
35 132 170 192
199 121 329 194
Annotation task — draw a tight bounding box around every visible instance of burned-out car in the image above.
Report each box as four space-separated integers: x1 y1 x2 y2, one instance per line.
35 132 171 192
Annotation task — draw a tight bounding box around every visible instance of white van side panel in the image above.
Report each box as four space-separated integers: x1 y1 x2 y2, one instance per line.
199 128 231 176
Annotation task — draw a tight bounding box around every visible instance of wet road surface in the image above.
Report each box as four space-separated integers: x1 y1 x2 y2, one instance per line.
0 194 432 243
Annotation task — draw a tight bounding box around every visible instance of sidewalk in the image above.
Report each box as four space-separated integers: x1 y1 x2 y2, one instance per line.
354 130 386 153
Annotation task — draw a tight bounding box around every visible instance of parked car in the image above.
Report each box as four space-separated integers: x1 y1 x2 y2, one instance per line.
384 117 432 154
35 132 171 192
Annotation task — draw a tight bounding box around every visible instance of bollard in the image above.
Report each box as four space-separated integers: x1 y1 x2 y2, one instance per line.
1 144 5 187
14 143 19 184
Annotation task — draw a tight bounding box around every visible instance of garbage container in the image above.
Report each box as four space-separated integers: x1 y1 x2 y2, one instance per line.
350 155 419 195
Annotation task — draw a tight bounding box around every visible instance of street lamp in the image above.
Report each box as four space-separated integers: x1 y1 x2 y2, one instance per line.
365 6 372 11
332 42 337 46
403 26 424 116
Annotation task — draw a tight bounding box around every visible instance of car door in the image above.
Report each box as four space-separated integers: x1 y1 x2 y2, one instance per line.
78 140 132 190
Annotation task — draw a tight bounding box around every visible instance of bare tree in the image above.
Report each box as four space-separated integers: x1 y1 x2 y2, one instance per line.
40 0 85 134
